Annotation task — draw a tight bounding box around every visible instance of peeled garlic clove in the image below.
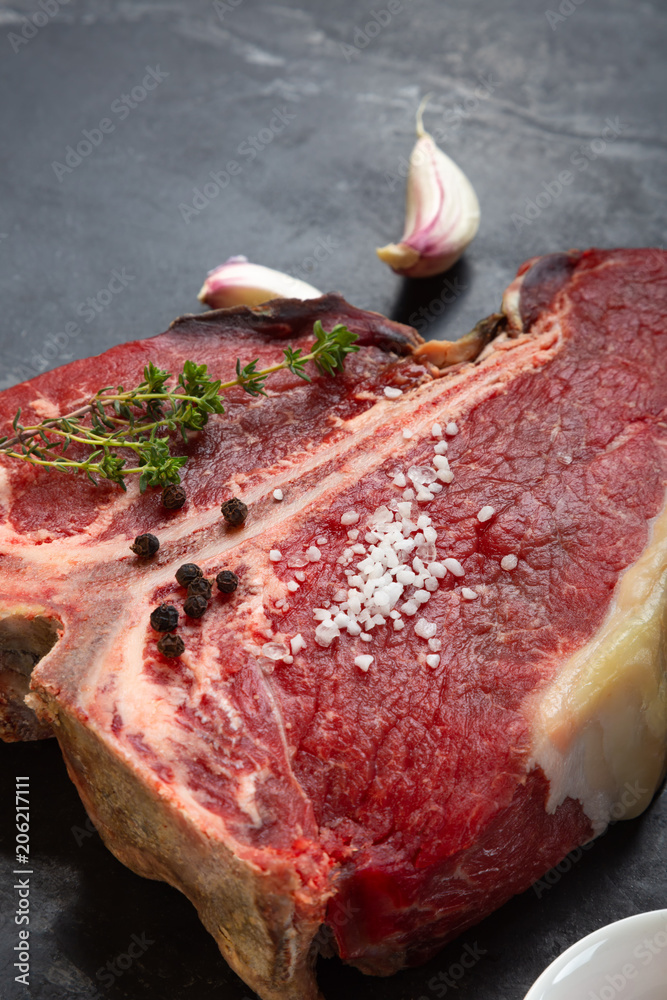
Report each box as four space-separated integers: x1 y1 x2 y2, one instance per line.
377 101 480 279
198 256 322 309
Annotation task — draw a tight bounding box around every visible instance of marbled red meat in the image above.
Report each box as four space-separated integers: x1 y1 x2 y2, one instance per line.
1 250 666 1000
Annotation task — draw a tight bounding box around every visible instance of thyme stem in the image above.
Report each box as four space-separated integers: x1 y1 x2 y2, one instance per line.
0 321 359 494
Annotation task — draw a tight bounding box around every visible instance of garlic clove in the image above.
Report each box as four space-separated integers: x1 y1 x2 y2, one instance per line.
377 100 480 279
198 256 322 309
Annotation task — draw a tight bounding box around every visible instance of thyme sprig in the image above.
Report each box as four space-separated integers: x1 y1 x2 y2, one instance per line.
0 322 358 492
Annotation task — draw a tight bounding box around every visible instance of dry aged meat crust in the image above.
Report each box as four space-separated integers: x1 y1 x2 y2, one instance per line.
0 250 666 999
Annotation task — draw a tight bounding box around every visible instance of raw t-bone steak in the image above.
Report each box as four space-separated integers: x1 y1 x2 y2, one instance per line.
1 248 667 1000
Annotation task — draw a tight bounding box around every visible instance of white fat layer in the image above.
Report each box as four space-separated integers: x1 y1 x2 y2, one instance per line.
527 490 667 835
236 770 266 828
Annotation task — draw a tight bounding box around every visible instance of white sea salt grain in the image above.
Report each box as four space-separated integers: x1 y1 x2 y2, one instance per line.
384 386 403 399
428 637 442 652
393 619 404 630
393 472 407 487
291 634 306 654
477 505 495 523
315 621 340 646
273 489 284 501
360 632 372 642
445 421 459 436
431 422 442 437
461 587 478 600
306 546 322 562
269 549 283 562
287 581 299 592
501 554 518 571
341 511 360 525
444 557 465 577
402 428 414 439
295 570 306 582
355 654 373 671
414 618 437 639
426 654 441 668
317 536 328 545
347 529 360 540
433 440 448 454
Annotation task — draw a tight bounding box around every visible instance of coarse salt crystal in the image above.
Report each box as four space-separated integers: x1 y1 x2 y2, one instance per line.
315 621 340 646
424 577 439 592
393 619 404 630
273 488 284 501
414 618 437 639
287 581 299 592
355 654 373 671
477 505 495 523
437 469 454 483
295 570 306 582
269 549 283 562
430 482 443 493
403 488 416 500
402 428 414 439
401 600 418 616
341 511 360 525
413 589 430 605
461 587 478 600
431 422 442 437
416 488 433 502
393 472 407 487
444 558 465 577
262 641 290 661
445 421 459 436
433 440 448 454
428 637 442 652
428 561 447 579
501 554 518 571
306 546 322 561
384 386 403 399
317 536 328 545
347 529 360 540
426 654 441 668
360 632 372 642
291 634 306 654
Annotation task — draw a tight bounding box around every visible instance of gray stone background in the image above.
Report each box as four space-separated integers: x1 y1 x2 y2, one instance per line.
0 1 666 998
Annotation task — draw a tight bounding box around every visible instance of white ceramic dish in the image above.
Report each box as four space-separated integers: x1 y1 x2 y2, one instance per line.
523 910 667 1000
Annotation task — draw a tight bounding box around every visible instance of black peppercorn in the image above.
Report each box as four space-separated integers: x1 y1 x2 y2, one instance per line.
175 563 203 588
183 594 208 618
131 533 159 558
187 577 212 600
162 483 187 510
150 603 179 631
157 633 185 658
216 569 239 594
221 497 248 526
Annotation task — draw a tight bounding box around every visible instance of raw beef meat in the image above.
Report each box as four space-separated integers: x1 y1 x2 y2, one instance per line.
1 248 666 1000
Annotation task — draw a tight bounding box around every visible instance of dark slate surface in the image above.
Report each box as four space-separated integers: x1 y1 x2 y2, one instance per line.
0 1 666 998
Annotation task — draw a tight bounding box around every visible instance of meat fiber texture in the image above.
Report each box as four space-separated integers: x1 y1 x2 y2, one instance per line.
1 249 667 1000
